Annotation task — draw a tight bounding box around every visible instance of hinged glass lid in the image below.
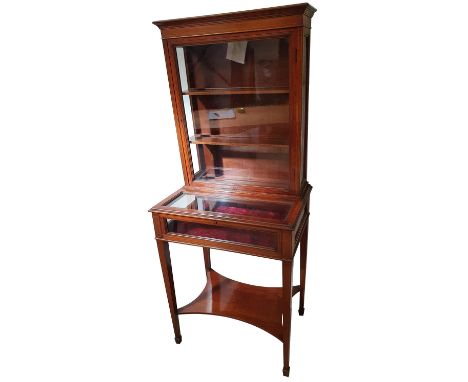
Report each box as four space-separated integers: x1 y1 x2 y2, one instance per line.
165 193 292 222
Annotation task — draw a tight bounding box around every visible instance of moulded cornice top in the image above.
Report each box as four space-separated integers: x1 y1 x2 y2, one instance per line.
153 3 317 29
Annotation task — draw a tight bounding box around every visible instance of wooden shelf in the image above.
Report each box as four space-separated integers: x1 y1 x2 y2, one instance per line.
178 269 300 341
195 167 290 189
189 134 289 148
182 87 289 96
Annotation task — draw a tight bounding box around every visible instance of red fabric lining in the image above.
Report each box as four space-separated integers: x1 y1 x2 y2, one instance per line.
174 221 275 248
213 205 281 220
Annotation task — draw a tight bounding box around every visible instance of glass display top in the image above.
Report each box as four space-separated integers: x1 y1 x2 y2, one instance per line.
166 193 291 222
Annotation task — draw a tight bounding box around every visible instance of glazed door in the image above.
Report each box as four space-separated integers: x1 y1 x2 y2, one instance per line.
168 31 299 193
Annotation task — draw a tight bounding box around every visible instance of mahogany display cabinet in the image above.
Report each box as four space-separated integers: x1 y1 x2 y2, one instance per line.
149 3 316 377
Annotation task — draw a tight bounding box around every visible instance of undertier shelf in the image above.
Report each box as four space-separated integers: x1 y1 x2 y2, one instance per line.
178 269 300 341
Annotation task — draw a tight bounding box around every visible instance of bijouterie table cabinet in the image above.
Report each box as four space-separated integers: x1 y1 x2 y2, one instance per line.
149 3 317 377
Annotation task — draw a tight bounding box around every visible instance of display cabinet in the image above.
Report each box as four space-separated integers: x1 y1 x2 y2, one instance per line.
149 3 316 377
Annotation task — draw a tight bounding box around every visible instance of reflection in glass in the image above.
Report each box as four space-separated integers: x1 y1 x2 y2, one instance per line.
178 38 289 89
166 193 291 222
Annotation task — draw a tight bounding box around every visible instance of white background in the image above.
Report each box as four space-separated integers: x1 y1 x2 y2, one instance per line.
1 1 467 381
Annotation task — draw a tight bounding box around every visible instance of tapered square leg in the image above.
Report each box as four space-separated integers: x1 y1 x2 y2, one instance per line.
282 260 293 377
156 240 182 344
299 220 309 316
203 247 211 275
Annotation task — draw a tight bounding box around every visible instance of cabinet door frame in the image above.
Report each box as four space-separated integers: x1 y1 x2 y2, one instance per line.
162 27 304 195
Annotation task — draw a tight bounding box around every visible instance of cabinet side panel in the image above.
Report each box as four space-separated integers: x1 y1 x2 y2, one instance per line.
162 40 195 184
302 28 311 184
288 28 304 194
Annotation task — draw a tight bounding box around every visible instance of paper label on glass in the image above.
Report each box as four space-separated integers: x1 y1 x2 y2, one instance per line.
226 41 248 64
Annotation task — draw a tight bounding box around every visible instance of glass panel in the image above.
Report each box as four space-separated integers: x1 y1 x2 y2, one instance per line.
176 47 189 92
195 146 289 188
167 219 277 249
180 38 289 89
182 94 200 172
188 94 289 144
166 193 291 222
176 36 290 188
